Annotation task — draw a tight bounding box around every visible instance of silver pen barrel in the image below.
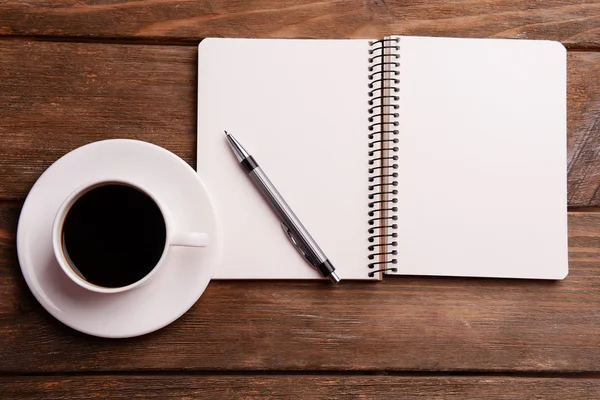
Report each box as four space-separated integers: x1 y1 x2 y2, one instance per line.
249 167 327 264
224 131 340 284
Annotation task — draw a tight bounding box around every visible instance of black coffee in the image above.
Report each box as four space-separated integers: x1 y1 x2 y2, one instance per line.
62 184 167 288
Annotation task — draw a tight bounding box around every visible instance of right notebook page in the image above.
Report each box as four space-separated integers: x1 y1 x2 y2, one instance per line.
388 36 568 279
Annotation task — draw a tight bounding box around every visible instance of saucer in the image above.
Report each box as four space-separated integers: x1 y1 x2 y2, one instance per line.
17 139 220 338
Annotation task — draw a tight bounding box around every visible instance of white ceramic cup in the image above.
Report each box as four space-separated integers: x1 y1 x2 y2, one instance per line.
52 179 209 294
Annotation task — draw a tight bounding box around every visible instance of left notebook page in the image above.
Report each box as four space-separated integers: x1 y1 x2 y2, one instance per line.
197 38 375 280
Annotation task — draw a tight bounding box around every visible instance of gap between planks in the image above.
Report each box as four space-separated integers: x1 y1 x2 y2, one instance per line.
0 35 600 51
4 370 600 379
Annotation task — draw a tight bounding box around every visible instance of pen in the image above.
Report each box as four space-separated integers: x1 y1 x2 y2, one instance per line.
224 131 340 284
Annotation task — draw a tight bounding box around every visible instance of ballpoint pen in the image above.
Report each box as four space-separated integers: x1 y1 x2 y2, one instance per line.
224 131 340 284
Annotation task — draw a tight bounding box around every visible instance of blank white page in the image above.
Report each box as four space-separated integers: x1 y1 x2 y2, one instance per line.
197 38 375 280
389 36 568 279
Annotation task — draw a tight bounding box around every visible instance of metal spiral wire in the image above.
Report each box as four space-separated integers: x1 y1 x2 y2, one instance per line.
367 38 400 277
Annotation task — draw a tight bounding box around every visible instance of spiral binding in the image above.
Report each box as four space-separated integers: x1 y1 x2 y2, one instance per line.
367 38 400 277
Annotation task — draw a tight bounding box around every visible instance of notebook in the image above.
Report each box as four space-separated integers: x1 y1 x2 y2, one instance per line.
197 36 568 281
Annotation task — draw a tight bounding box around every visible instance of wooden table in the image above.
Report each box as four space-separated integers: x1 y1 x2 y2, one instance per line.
2 1 600 398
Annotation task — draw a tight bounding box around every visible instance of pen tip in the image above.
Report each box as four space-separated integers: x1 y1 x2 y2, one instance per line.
224 130 228 136
328 271 341 284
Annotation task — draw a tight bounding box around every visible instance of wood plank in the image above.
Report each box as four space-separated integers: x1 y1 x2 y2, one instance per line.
1 204 600 373
568 53 600 206
0 41 197 201
1 41 600 205
2 375 600 399
1 1 600 48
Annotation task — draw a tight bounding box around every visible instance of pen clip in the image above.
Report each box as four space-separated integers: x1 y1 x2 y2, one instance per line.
281 222 319 269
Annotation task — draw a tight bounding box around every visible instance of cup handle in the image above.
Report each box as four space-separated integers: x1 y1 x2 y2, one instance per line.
170 232 209 247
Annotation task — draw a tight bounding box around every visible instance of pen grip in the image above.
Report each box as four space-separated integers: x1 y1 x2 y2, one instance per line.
248 167 328 265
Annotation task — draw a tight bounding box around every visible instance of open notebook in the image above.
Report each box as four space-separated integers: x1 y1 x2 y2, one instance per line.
197 36 568 281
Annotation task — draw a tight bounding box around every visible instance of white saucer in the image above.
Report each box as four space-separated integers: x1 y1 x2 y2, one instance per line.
17 139 220 338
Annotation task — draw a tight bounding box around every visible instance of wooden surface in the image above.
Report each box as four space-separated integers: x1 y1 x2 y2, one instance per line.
2 0 600 397
1 0 600 49
1 205 600 374
2 376 600 399
2 41 600 205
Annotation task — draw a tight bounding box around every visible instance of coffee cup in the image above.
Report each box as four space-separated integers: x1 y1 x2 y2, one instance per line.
52 179 208 294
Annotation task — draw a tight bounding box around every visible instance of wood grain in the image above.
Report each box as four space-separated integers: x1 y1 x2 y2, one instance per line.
567 53 600 206
2 375 600 399
1 1 600 49
1 41 600 205
0 41 197 201
1 203 599 373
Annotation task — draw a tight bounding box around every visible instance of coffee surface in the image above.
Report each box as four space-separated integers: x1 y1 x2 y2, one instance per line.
62 184 167 288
